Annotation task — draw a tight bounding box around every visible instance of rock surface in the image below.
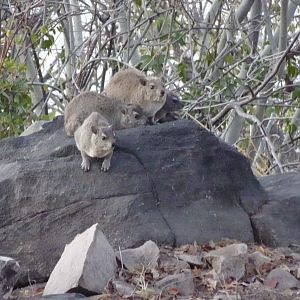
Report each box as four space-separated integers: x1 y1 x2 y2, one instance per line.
0 256 20 298
254 172 300 247
43 224 117 296
0 116 271 284
20 120 51 137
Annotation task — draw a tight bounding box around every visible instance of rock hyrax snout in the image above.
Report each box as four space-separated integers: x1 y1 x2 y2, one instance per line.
74 112 116 172
102 68 167 119
154 92 184 123
64 91 147 136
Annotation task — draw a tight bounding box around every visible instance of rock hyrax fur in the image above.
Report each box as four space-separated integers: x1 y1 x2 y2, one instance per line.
102 68 167 119
154 92 184 123
64 91 147 136
74 112 116 172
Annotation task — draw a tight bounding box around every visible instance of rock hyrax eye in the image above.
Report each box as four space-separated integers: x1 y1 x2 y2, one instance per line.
134 114 141 119
161 90 165 96
102 135 107 141
150 84 155 90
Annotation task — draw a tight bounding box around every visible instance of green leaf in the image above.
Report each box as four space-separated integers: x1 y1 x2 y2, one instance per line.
292 87 300 100
206 53 214 66
155 18 163 32
173 31 186 46
135 0 142 6
40 25 48 35
287 62 298 78
30 32 38 45
224 54 234 64
41 38 53 50
58 47 66 63
178 63 187 83
288 123 297 135
15 34 23 45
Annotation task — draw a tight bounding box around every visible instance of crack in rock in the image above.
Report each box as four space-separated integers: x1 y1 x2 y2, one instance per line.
116 145 176 246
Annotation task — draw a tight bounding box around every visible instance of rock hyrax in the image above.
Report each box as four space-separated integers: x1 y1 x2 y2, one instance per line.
102 68 167 119
154 92 184 123
74 112 116 172
64 91 147 136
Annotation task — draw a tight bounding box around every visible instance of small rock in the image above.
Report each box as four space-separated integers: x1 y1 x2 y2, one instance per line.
248 251 271 272
158 254 190 273
0 256 20 299
43 223 117 296
117 240 159 272
291 253 300 261
264 267 300 291
113 280 135 297
176 253 203 266
155 269 195 296
205 243 248 281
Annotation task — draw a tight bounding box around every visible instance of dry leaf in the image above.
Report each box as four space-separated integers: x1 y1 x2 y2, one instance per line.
167 287 179 295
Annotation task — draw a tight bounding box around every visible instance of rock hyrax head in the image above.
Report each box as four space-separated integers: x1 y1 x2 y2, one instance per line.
140 75 166 104
165 92 184 111
90 123 116 157
120 104 148 129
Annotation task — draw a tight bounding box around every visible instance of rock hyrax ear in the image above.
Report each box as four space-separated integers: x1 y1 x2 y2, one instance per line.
139 77 147 86
159 75 166 84
91 125 98 135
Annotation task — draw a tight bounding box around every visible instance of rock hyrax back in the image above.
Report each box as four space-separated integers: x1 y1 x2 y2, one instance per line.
102 68 167 118
74 112 116 172
64 91 147 136
154 92 184 123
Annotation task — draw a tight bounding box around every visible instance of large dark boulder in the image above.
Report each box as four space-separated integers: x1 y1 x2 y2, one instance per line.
253 172 300 247
0 117 266 284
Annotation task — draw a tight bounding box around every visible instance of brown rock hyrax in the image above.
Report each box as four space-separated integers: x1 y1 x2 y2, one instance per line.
64 91 147 136
154 92 184 123
102 68 167 119
74 112 116 172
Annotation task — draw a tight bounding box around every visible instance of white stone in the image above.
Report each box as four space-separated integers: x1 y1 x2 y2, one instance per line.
43 223 117 295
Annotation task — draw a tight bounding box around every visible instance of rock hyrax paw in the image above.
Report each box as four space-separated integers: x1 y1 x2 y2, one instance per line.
101 161 110 172
81 161 90 172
